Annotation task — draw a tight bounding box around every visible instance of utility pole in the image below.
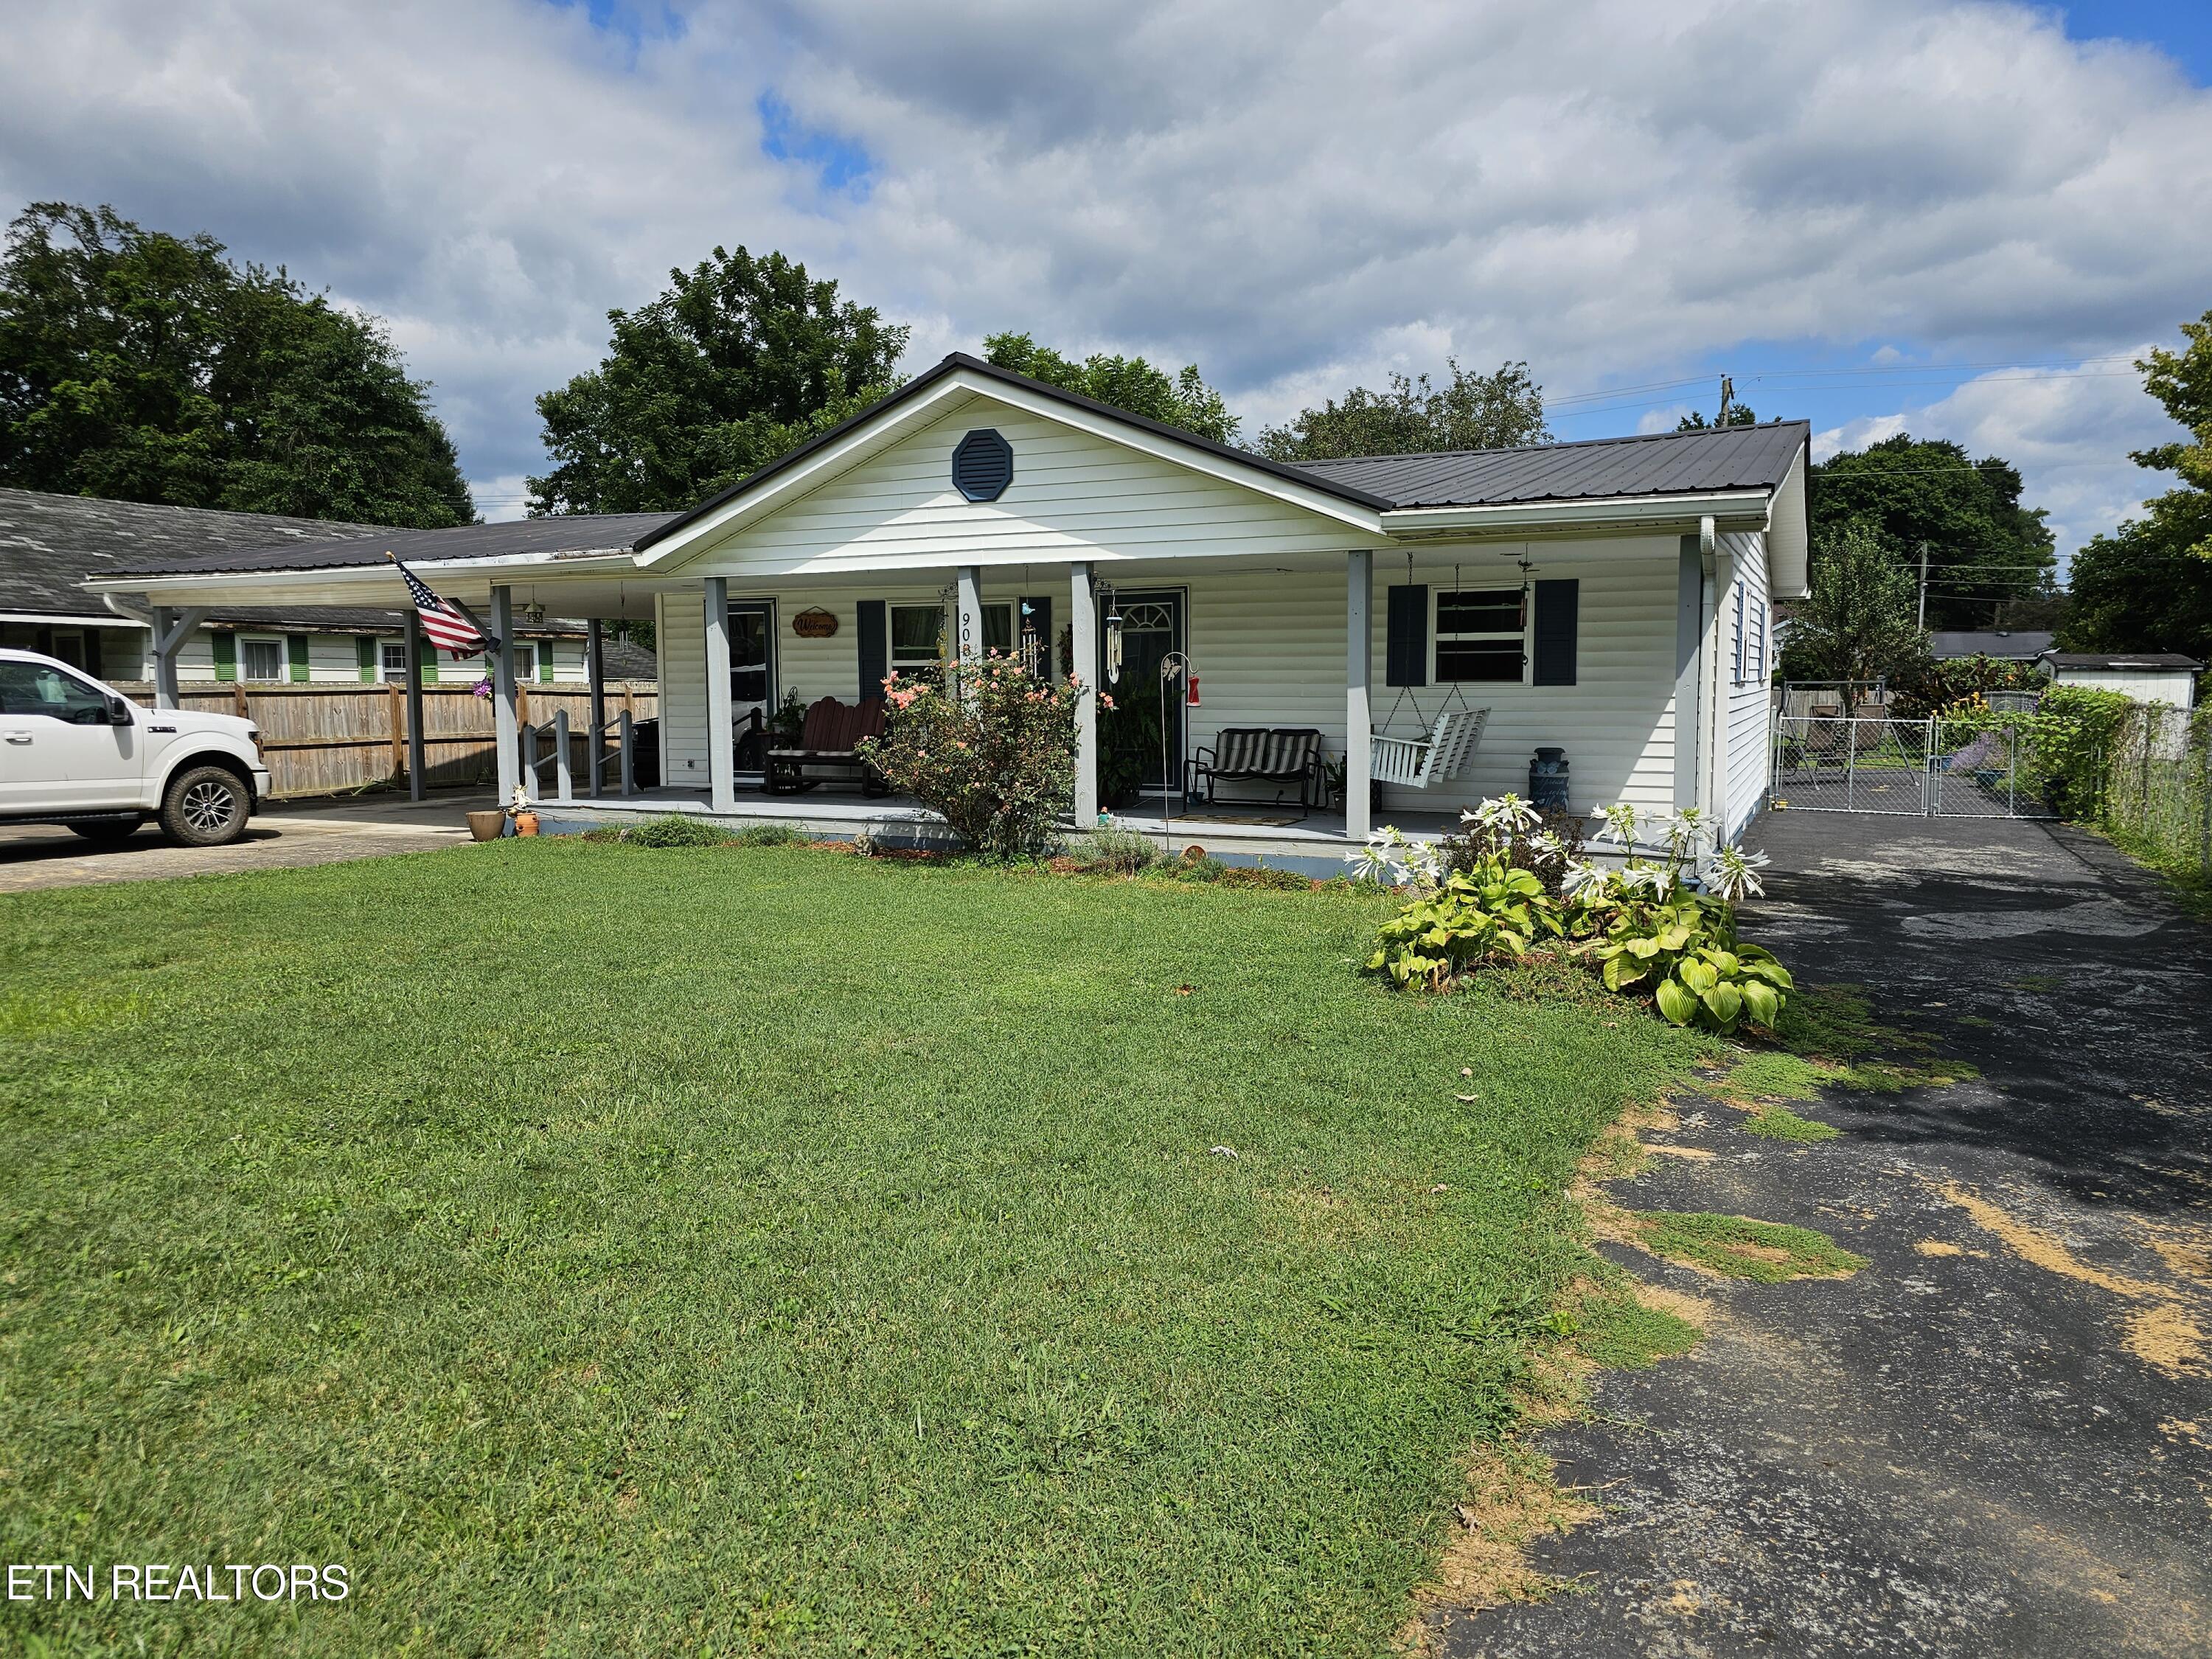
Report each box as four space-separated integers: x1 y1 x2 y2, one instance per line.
1917 541 1929 630
1717 375 1733 427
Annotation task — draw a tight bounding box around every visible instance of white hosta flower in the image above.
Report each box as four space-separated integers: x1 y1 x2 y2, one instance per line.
1596 802 1639 846
1349 825 1420 885
1664 807 1708 855
1472 792 1542 837
1526 830 1566 865
1704 845 1773 902
1616 861 1669 894
1560 860 1610 901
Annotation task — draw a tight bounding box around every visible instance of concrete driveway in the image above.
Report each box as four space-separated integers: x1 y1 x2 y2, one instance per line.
0 790 493 891
1440 810 2211 1658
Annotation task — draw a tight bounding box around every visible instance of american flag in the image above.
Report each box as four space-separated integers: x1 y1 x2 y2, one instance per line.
387 553 496 657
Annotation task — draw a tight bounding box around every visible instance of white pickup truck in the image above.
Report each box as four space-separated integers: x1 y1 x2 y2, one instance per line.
0 647 273 846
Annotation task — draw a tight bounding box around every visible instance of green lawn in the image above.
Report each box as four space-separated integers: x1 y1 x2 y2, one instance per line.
0 841 1712 1656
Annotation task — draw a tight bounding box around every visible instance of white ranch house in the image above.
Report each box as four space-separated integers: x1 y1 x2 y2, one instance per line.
86 353 1809 860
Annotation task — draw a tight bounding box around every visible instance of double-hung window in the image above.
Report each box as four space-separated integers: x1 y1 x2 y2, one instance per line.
380 641 410 683
890 604 946 683
240 636 287 683
1732 580 1747 684
1434 589 1526 684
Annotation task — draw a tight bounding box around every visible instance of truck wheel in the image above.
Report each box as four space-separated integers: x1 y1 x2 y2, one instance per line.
159 765 249 847
68 818 144 844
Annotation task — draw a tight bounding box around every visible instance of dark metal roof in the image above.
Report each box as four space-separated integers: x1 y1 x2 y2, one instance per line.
1931 630 2053 661
1 487 392 613
1290 420 1811 509
100 511 669 580
2042 651 2205 671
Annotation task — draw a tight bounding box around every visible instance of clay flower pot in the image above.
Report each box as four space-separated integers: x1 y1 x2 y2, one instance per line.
466 809 507 842
515 810 541 838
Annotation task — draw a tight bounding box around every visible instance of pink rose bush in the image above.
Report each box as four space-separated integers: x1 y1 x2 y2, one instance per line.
857 655 1085 860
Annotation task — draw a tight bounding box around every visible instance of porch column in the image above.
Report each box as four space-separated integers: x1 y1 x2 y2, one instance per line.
1345 549 1373 841
703 576 737 813
492 585 518 804
585 618 605 799
1069 562 1099 826
956 566 984 667
404 611 427 802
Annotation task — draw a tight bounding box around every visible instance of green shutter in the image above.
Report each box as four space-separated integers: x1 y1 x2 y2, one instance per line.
538 641 554 684
287 634 311 683
417 633 439 686
357 636 378 683
212 630 237 683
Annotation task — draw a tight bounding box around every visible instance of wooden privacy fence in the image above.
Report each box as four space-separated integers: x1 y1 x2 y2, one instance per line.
116 682 658 799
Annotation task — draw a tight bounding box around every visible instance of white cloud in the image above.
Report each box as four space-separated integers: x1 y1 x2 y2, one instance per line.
1813 351 2191 564
0 0 2207 535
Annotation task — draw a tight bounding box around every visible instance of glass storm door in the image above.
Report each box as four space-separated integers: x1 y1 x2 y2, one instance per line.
728 600 775 771
1102 589 1186 795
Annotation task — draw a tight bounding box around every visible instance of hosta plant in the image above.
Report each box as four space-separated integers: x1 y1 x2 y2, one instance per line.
1363 853 1562 990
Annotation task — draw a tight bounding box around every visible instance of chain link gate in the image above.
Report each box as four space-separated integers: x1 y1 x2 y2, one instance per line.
1768 716 2065 819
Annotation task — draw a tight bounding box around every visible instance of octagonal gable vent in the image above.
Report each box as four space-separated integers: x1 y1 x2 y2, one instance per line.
952 428 1014 502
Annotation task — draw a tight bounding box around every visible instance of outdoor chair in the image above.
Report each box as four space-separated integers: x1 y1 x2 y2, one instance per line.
765 696 889 796
1186 727 1326 813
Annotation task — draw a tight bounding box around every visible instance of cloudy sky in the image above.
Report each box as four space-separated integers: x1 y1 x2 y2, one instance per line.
4 1 2210 565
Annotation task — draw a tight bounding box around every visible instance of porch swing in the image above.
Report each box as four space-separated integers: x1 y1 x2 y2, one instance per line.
1369 554 1489 790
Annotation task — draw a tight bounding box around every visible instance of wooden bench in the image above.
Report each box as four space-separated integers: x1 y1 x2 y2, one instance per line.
765 696 889 796
1186 727 1326 812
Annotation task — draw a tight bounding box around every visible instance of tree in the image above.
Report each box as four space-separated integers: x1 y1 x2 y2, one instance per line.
0 202 473 526
1677 403 1758 430
1256 359 1549 460
982 332 1238 445
1781 521 1930 703
530 246 908 515
1809 435 2056 630
2059 306 2212 662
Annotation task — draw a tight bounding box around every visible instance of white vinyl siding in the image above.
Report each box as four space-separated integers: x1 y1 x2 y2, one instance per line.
1719 529 1773 843
2046 667 2198 709
684 393 1366 579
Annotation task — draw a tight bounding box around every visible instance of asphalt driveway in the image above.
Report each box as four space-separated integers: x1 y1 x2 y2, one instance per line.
0 790 490 891
1439 809 2212 1657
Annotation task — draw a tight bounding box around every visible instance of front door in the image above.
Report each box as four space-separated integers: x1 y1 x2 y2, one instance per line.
728 600 775 773
1099 588 1187 799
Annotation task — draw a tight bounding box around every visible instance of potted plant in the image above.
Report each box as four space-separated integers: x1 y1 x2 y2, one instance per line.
511 782 540 837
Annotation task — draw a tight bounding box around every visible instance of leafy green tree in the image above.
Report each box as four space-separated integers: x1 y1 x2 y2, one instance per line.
982 333 1238 445
1809 435 2055 630
1677 403 1758 430
1780 521 1930 704
1256 359 1549 460
531 246 908 515
2061 306 2212 662
0 202 473 526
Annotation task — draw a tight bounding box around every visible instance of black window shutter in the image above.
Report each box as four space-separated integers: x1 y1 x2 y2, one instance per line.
1385 584 1428 687
1531 580 1579 686
857 599 888 699
1021 594 1053 680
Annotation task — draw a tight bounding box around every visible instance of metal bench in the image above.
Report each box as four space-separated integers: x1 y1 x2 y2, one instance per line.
1186 726 1326 813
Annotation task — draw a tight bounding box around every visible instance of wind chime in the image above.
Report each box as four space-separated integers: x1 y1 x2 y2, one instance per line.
1098 580 1124 686
1018 596 1040 676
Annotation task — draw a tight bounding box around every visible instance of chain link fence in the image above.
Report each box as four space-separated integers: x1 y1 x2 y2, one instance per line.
2098 700 2212 883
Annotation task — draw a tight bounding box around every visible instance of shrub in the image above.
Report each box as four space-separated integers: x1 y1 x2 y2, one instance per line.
1585 888 1792 1034
622 814 734 848
732 821 804 847
1164 851 1230 883
1065 825 1161 874
858 655 1083 860
1362 852 1561 990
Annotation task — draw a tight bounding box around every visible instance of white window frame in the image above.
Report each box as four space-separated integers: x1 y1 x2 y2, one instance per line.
240 634 288 684
1753 598 1768 680
889 602 947 681
1732 580 1747 684
378 639 410 684
1433 587 1528 686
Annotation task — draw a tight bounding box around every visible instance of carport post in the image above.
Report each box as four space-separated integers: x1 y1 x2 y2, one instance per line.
585 618 605 799
147 605 208 710
1069 562 1098 826
403 612 426 802
492 585 518 804
1346 550 1373 843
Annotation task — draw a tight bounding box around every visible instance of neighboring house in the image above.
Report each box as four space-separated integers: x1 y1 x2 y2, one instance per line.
2039 650 2202 710
1930 629 2053 662
0 487 649 689
83 353 1809 848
